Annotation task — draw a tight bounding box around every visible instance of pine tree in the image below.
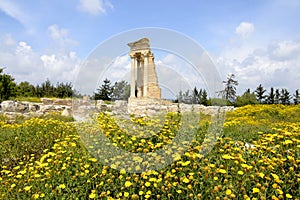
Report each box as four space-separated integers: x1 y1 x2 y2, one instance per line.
200 89 208 105
94 78 113 100
255 84 266 103
293 89 300 105
266 87 275 104
218 74 238 103
192 87 199 104
111 81 130 100
275 89 280 104
280 88 291 105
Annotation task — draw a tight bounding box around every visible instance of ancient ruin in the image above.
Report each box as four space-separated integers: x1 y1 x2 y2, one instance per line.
128 38 161 100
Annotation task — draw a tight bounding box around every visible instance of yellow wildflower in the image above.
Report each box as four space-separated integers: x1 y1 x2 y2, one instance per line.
24 186 32 191
89 193 96 199
276 189 283 195
252 188 260 193
59 184 66 189
183 177 190 183
88 158 98 162
125 181 132 187
145 182 151 187
124 192 129 197
238 170 244 175
32 194 39 199
225 189 232 195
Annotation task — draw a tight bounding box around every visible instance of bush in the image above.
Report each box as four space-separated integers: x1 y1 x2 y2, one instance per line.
235 92 258 107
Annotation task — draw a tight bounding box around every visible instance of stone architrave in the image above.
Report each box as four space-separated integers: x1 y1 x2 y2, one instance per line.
128 38 161 100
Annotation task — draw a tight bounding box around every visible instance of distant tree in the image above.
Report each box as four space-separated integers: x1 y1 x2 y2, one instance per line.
0 68 17 101
255 84 266 103
55 82 74 98
176 90 183 103
280 88 291 105
266 87 275 104
218 74 238 103
182 90 192 104
293 89 300 105
235 89 258 107
176 87 209 105
41 79 55 97
35 84 43 97
200 89 208 106
275 89 280 104
16 81 36 97
111 80 130 100
192 87 199 104
94 78 113 100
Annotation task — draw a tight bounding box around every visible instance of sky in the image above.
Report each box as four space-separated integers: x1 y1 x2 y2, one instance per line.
0 0 300 97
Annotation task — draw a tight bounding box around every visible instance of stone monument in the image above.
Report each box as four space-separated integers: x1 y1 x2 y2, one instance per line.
128 38 161 100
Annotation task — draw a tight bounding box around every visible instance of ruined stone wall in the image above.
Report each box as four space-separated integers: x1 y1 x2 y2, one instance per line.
0 98 235 120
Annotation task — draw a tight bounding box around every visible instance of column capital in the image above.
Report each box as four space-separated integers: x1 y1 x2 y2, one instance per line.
129 52 136 58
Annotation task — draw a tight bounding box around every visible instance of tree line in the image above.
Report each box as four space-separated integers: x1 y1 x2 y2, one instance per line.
93 78 130 101
218 74 300 106
1 67 299 106
92 75 300 107
175 87 209 105
0 68 76 101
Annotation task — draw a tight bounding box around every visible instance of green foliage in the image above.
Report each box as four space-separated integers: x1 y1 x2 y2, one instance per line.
16 81 35 97
55 82 74 98
218 73 238 103
1 105 299 199
15 79 76 99
94 78 113 100
266 87 275 104
94 79 131 101
235 89 258 107
176 87 209 105
255 84 267 103
111 80 130 101
280 88 291 104
275 88 280 104
294 89 300 105
0 68 17 101
208 98 228 106
0 116 76 169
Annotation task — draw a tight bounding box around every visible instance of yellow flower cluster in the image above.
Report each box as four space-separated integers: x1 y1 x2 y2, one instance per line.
0 105 299 199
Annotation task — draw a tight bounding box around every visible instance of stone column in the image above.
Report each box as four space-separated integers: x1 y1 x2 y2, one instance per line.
130 56 136 98
143 54 148 97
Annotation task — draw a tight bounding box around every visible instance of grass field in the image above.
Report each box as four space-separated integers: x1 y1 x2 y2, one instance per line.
0 104 299 199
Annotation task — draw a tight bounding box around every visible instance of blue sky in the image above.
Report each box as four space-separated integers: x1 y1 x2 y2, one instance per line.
0 0 300 96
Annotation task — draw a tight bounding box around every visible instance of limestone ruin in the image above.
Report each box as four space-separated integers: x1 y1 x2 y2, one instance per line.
128 38 161 100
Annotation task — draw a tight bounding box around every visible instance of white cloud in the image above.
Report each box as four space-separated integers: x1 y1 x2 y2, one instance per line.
48 24 69 40
0 34 80 85
77 0 113 15
235 22 255 38
40 51 80 82
1 34 16 46
0 0 28 26
217 39 300 94
268 40 300 61
99 55 131 82
48 24 78 48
